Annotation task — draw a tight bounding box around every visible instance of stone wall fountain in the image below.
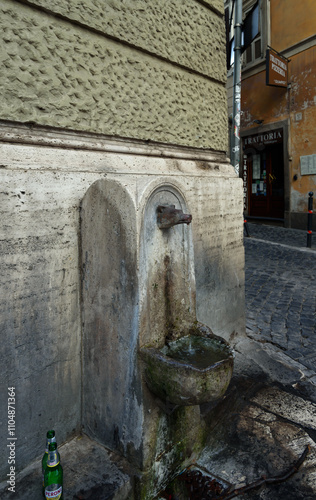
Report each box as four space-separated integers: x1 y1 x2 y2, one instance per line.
81 179 235 498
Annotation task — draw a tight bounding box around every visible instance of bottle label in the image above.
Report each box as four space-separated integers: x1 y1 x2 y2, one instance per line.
47 450 59 467
45 484 62 499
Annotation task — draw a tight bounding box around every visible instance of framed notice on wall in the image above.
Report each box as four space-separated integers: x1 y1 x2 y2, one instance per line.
300 154 316 175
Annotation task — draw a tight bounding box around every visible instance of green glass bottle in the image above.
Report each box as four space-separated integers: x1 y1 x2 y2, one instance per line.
44 442 63 500
42 430 57 495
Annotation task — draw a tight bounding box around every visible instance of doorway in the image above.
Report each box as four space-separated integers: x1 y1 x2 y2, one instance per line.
247 141 284 219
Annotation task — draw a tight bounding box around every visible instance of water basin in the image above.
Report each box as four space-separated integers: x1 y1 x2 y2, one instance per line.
161 335 230 369
140 324 234 406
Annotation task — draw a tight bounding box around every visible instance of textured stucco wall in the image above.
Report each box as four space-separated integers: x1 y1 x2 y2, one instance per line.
1 0 228 151
21 0 226 82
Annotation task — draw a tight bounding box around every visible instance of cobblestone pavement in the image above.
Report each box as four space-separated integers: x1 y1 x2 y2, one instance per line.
244 223 316 373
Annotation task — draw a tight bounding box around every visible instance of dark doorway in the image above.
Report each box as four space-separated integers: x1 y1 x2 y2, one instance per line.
247 142 284 219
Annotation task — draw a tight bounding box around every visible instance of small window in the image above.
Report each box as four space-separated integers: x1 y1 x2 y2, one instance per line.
254 39 261 59
242 0 268 68
246 45 252 64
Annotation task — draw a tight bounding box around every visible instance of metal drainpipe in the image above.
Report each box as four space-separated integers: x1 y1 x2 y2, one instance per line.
231 0 242 176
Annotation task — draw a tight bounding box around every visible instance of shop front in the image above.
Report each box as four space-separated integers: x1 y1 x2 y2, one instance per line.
242 128 285 220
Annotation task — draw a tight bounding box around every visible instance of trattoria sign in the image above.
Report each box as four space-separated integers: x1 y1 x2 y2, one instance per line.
266 49 288 88
244 129 283 148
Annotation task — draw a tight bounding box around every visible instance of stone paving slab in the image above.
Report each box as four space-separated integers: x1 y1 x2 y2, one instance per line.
234 338 316 398
0 434 133 499
251 386 316 431
198 382 316 500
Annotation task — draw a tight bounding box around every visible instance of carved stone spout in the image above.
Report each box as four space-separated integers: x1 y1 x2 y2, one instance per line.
157 205 192 229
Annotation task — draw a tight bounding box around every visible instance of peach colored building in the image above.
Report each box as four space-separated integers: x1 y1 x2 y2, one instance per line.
231 0 316 228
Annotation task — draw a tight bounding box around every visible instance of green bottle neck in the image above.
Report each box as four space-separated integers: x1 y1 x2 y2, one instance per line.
45 436 56 453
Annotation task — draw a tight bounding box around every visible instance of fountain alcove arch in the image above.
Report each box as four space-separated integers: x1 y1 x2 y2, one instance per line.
138 182 196 350
80 178 143 466
80 177 234 497
80 178 195 452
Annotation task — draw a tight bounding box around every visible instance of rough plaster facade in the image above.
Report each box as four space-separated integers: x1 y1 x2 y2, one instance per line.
241 46 316 224
1 0 228 150
0 0 245 487
238 0 316 228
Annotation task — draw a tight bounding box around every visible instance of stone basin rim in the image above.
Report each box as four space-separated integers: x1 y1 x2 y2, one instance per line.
139 326 235 373
139 345 234 373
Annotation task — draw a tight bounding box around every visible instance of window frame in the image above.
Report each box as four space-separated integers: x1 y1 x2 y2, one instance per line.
242 0 270 71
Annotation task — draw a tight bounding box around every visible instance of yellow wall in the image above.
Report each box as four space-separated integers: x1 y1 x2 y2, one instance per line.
271 0 316 52
241 71 288 127
288 47 316 211
241 42 316 220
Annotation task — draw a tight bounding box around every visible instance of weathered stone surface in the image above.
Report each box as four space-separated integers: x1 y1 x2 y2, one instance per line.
139 185 197 349
79 172 242 496
198 383 316 500
0 168 82 478
140 329 234 405
0 132 244 483
81 179 143 466
0 0 228 150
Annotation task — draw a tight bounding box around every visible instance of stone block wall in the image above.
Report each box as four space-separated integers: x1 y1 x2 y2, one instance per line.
0 133 244 481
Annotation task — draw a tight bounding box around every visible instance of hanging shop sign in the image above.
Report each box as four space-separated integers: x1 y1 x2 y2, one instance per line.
266 49 288 88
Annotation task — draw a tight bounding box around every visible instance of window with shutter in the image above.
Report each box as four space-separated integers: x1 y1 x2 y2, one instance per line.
242 0 269 69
